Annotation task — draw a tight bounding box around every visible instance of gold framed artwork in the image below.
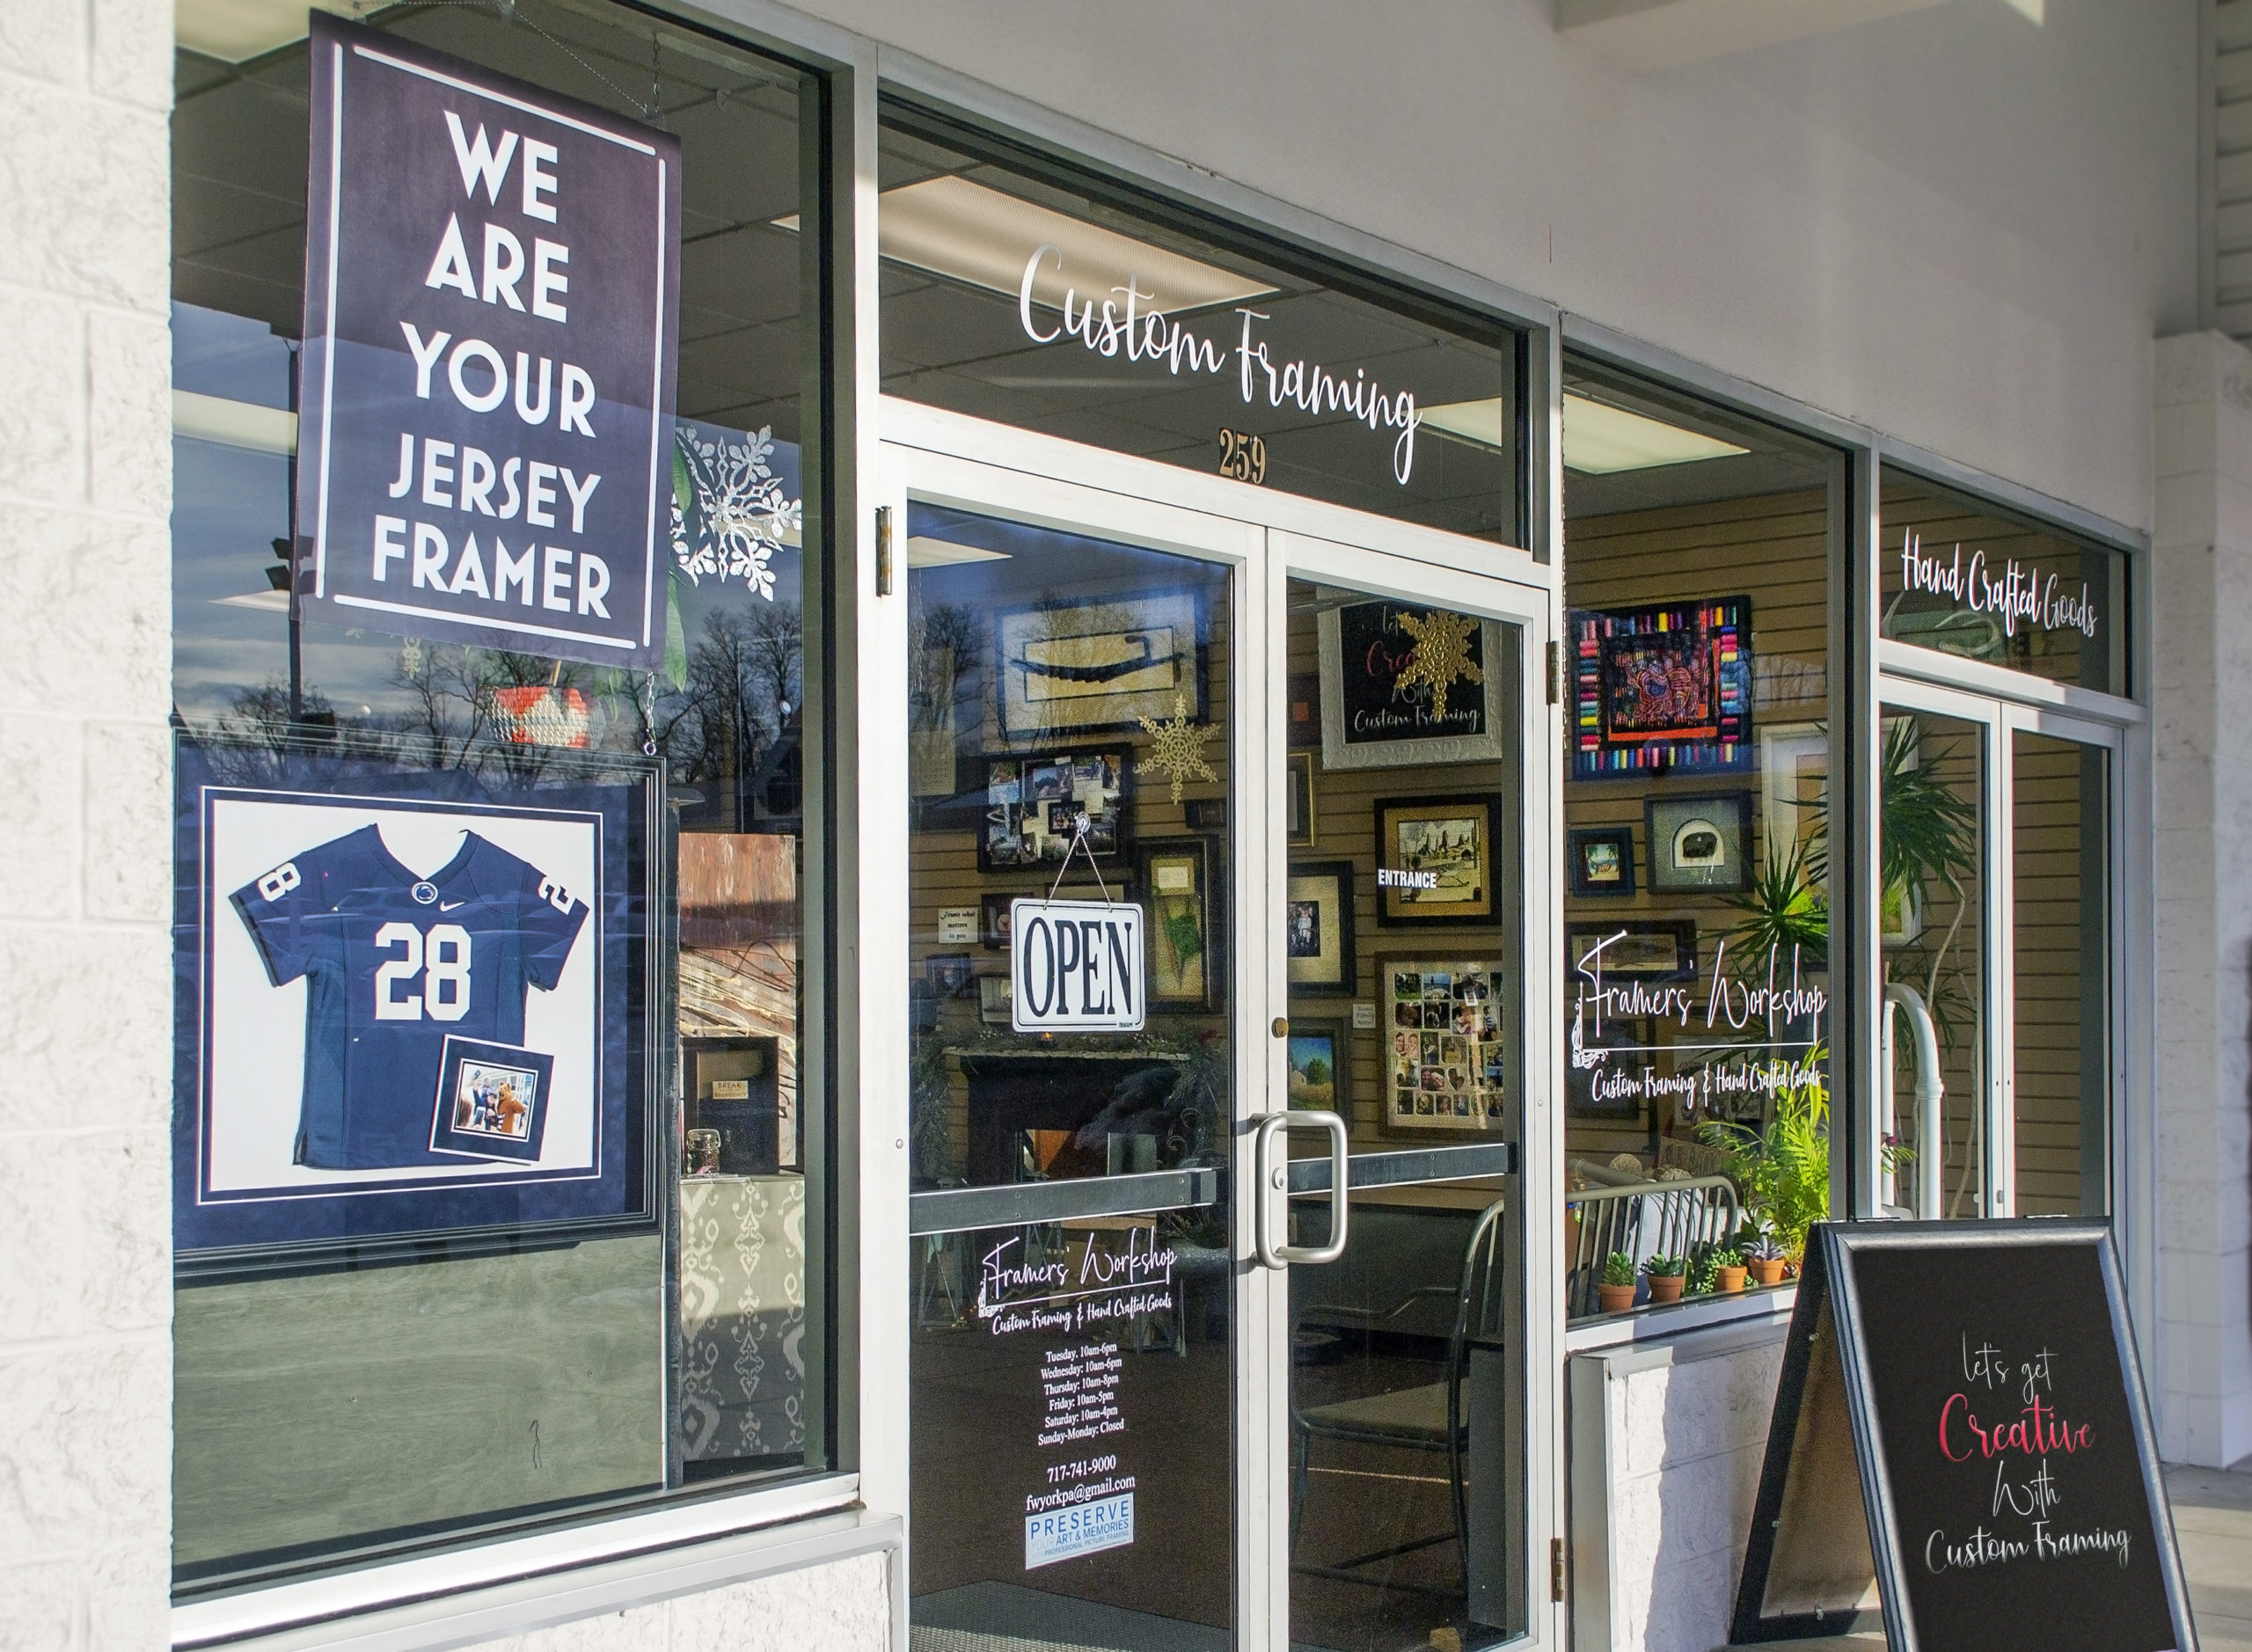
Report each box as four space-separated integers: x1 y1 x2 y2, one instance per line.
993 588 1207 741
1285 860 1355 996
1138 837 1222 1009
1374 794 1503 927
1377 954 1508 1134
1287 750 1317 847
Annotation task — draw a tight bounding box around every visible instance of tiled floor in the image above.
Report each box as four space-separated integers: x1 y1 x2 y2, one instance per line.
2168 1459 2252 1652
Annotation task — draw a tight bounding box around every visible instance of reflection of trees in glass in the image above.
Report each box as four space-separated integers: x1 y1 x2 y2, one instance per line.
662 605 802 805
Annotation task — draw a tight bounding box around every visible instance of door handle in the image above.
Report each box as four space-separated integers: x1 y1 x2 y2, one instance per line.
1253 1109 1349 1269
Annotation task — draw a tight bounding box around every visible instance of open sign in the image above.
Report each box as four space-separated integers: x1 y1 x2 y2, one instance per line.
1010 899 1145 1033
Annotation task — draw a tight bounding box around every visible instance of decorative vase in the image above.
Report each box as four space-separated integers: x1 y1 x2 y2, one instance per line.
1648 1273 1685 1305
1717 1264 1748 1294
1597 1282 1638 1314
1748 1257 1787 1287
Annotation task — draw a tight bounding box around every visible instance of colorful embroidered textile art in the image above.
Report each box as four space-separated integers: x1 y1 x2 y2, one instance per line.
1573 597 1753 778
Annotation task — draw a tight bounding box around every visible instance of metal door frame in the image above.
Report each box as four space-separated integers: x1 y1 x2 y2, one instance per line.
870 396 1562 1652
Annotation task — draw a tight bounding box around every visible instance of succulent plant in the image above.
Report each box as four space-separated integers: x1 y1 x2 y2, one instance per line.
1646 1253 1687 1278
1601 1251 1637 1288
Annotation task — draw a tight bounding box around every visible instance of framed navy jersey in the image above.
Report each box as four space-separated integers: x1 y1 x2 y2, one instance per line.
173 735 657 1264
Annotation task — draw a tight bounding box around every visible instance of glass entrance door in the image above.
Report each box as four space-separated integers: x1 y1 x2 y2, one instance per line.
1874 675 2123 1222
881 406 1556 1652
1261 530 1549 1652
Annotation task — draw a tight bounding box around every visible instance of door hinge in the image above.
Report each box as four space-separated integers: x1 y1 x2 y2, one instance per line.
1545 639 1561 705
1551 1536 1566 1602
874 504 894 596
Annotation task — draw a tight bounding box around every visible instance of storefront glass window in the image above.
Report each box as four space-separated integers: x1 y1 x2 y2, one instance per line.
875 112 1524 545
170 0 831 1590
1560 361 1840 1313
1881 473 2129 697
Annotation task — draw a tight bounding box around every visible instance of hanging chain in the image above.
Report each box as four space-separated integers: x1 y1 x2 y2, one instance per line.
639 670 659 757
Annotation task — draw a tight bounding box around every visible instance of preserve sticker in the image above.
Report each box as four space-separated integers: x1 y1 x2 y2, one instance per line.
1025 1492 1134 1569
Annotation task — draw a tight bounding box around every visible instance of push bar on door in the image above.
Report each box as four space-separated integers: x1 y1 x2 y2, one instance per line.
1252 1109 1348 1268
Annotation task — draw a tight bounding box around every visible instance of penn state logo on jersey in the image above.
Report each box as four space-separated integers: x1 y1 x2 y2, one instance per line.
411 881 439 905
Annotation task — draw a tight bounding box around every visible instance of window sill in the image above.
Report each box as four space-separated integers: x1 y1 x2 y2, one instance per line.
1563 1283 1795 1353
172 1473 870 1649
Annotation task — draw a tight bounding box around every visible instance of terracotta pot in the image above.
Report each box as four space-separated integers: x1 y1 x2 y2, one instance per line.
1647 1273 1686 1305
1748 1257 1788 1287
1597 1282 1638 1314
1716 1264 1748 1294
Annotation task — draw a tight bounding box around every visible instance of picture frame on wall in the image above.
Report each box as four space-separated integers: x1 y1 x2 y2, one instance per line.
980 892 1013 951
1286 672 1322 749
1318 600 1510 771
1139 837 1223 1010
1376 954 1508 1135
1285 860 1356 997
1645 792 1754 893
1565 919 1697 983
1374 794 1503 926
1286 1019 1348 1112
925 954 975 999
1758 721 1828 872
993 588 1208 742
1287 750 1318 848
976 748 1130 873
1568 825 1636 897
1571 597 1754 779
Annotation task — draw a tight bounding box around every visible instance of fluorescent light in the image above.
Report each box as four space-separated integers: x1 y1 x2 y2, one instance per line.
174 390 296 456
178 0 355 63
1417 398 1509 452
906 536 1010 568
1561 393 1747 474
781 176 1276 315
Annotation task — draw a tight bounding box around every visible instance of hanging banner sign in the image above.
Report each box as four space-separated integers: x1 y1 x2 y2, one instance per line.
1009 898 1145 1033
297 13 681 669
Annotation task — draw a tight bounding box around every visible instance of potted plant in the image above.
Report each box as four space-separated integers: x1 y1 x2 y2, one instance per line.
1712 1246 1747 1294
1744 1232 1788 1287
1598 1251 1638 1314
1700 1046 1832 1264
1645 1254 1687 1305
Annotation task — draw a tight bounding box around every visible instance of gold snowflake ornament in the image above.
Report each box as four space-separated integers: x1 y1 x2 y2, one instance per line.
1393 610 1484 721
1137 691 1218 804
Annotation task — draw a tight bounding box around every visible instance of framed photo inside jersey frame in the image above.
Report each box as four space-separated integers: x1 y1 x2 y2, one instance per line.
172 735 657 1265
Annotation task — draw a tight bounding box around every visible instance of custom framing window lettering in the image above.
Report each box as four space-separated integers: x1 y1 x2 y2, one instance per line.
170 0 832 1591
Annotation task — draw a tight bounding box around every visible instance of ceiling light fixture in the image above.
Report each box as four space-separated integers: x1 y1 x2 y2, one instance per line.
781 175 1276 316
1416 393 1751 474
1561 393 1747 473
905 536 1010 568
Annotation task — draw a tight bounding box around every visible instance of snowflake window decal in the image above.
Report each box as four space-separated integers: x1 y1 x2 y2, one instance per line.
669 422 801 600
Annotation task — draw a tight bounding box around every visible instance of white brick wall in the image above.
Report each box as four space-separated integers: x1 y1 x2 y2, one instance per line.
2151 332 2252 1471
0 0 177 1647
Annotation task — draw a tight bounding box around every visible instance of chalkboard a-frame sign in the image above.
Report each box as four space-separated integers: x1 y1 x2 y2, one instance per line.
1732 1222 2197 1652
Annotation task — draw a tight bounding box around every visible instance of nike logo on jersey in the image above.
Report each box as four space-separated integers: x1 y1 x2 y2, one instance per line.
439 900 466 910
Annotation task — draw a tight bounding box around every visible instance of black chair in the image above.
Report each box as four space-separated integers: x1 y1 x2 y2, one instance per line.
1289 1195 1508 1588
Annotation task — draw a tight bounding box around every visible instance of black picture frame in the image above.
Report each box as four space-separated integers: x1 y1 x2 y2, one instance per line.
980 892 1013 951
1568 825 1636 896
1374 793 1504 927
976 747 1132 874
1138 837 1223 1009
1285 859 1356 997
1286 750 1317 848
925 953 975 998
1565 919 1697 983
1645 791 1754 894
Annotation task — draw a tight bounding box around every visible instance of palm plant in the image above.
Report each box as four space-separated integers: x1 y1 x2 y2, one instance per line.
1700 1048 1831 1261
